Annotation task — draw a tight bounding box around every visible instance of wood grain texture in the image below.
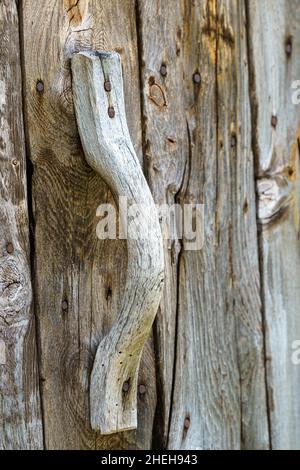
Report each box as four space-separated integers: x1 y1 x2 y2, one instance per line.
21 0 157 449
72 51 164 435
247 0 300 450
162 0 268 449
136 0 188 448
0 0 43 449
12 0 300 450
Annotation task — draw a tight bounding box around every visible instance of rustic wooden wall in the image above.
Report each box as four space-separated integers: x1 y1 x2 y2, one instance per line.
0 0 300 450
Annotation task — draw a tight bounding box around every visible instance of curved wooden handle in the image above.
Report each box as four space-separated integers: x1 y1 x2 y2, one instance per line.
71 51 164 434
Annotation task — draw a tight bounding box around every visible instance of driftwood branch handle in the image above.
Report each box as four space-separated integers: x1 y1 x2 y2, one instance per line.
71 51 164 435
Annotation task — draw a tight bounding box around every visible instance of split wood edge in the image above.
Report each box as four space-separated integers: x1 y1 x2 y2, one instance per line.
71 51 164 435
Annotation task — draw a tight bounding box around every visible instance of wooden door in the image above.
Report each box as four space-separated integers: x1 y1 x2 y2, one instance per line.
1 0 300 450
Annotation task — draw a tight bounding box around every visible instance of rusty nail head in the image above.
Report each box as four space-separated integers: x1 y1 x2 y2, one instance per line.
108 106 115 118
184 417 190 429
104 80 112 92
6 242 14 254
285 38 292 56
160 64 167 77
62 300 68 311
193 72 201 84
122 381 129 392
286 43 292 55
36 80 44 93
271 115 278 128
138 384 146 395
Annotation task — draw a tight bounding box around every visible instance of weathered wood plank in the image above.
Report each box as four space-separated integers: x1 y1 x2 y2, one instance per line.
247 0 300 450
136 0 188 448
166 0 269 449
0 0 43 449
215 0 269 449
21 0 156 449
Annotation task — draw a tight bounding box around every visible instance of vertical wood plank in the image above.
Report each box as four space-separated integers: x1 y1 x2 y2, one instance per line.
21 0 156 449
247 0 300 450
215 0 269 449
0 0 43 449
136 0 188 448
164 0 269 449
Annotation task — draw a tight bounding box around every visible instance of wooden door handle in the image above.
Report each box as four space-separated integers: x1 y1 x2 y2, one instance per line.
71 51 164 435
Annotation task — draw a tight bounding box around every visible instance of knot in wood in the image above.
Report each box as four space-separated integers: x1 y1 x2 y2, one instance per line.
0 257 31 325
148 82 167 108
257 175 293 225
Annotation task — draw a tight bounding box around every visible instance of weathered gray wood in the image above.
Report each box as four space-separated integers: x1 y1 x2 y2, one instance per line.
21 0 157 449
163 0 268 449
136 0 188 447
10 0 300 451
0 0 43 450
247 0 300 450
72 51 164 435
